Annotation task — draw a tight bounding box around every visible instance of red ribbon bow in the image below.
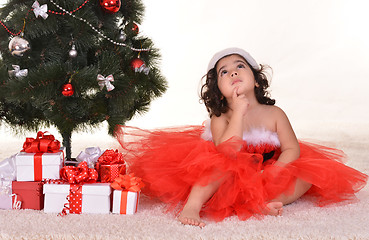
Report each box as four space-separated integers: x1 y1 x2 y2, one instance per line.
60 161 98 184
111 173 145 192
22 131 61 153
97 149 125 165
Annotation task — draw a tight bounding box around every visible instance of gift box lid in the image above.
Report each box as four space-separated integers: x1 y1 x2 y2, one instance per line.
43 183 111 195
12 181 43 191
16 148 64 166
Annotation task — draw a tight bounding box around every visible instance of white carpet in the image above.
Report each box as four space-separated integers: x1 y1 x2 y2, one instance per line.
0 132 368 240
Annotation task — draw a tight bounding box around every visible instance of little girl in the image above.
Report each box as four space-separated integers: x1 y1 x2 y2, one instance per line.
116 48 367 227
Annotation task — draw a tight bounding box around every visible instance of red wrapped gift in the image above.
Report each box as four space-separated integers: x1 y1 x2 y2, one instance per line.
96 149 126 183
12 181 44 210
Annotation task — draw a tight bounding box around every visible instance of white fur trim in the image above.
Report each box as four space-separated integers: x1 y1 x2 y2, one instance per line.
201 119 213 141
243 128 280 147
201 119 280 147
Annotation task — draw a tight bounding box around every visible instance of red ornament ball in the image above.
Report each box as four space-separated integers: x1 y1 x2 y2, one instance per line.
99 0 121 13
131 23 139 35
62 83 74 96
130 58 145 71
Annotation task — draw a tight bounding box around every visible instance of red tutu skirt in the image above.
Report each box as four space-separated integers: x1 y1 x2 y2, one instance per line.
115 125 368 221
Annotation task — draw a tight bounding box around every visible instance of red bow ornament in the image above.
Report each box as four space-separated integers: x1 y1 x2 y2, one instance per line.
97 149 124 165
22 131 60 153
110 173 145 192
111 173 144 215
60 161 98 184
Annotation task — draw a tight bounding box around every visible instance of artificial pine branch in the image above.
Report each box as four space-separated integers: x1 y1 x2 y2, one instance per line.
0 0 167 158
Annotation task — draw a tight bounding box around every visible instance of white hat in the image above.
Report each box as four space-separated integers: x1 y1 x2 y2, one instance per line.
207 47 260 72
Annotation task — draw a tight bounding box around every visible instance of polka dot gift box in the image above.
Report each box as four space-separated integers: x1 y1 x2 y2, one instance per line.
43 162 111 214
43 183 111 214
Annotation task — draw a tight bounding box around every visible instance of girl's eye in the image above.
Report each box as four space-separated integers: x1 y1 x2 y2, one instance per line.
220 70 228 76
237 64 245 69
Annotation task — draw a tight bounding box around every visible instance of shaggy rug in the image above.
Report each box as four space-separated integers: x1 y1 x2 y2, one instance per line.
0 130 368 240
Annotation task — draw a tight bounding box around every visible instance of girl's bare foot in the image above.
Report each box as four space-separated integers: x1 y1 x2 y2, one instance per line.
265 201 283 216
178 205 205 228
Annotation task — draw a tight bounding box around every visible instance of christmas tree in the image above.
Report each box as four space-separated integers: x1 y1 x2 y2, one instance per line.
0 0 167 158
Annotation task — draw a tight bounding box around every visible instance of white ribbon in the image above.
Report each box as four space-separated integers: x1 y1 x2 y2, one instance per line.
11 194 22 210
76 147 103 168
135 64 150 75
0 179 11 196
97 74 115 91
32 1 48 19
0 154 17 200
0 154 17 181
8 65 28 78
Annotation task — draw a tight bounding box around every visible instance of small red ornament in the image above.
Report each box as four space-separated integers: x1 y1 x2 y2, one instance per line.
99 0 121 13
131 23 139 35
130 58 150 75
130 58 144 71
62 83 74 96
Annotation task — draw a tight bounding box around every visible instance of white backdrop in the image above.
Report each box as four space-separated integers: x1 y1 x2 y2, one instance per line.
1 0 369 142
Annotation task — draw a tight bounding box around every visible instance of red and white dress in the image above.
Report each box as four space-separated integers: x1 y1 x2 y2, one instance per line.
116 122 368 221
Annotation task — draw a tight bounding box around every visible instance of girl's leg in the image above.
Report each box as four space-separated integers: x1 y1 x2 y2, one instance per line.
276 178 312 205
267 178 312 215
178 179 222 227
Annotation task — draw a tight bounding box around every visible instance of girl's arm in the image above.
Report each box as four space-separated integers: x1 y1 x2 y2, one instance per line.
210 113 243 146
211 89 248 146
273 107 300 166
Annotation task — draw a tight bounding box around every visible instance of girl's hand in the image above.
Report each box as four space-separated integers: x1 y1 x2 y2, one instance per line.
232 87 249 116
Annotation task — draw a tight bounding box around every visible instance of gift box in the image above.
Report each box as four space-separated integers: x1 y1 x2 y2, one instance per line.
15 131 64 182
112 190 139 214
96 149 126 183
15 151 64 181
0 180 12 209
0 194 12 210
110 173 144 215
43 183 111 214
12 181 44 210
98 164 126 183
0 155 17 209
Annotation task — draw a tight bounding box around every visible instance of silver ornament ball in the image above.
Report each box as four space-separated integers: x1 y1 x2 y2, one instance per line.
69 45 78 58
8 37 31 57
118 30 126 42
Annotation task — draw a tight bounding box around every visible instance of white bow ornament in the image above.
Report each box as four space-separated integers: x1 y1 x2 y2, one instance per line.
32 1 48 19
8 65 28 78
97 74 115 91
0 154 17 181
135 64 150 75
76 147 103 168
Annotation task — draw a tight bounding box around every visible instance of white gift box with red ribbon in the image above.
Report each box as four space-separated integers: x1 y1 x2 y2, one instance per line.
15 150 64 181
112 190 139 214
43 183 111 214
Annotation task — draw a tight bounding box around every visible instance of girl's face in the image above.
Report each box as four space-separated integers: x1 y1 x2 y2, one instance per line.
216 54 255 99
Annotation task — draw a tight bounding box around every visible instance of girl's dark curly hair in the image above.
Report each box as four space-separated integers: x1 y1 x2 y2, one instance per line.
200 57 275 117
